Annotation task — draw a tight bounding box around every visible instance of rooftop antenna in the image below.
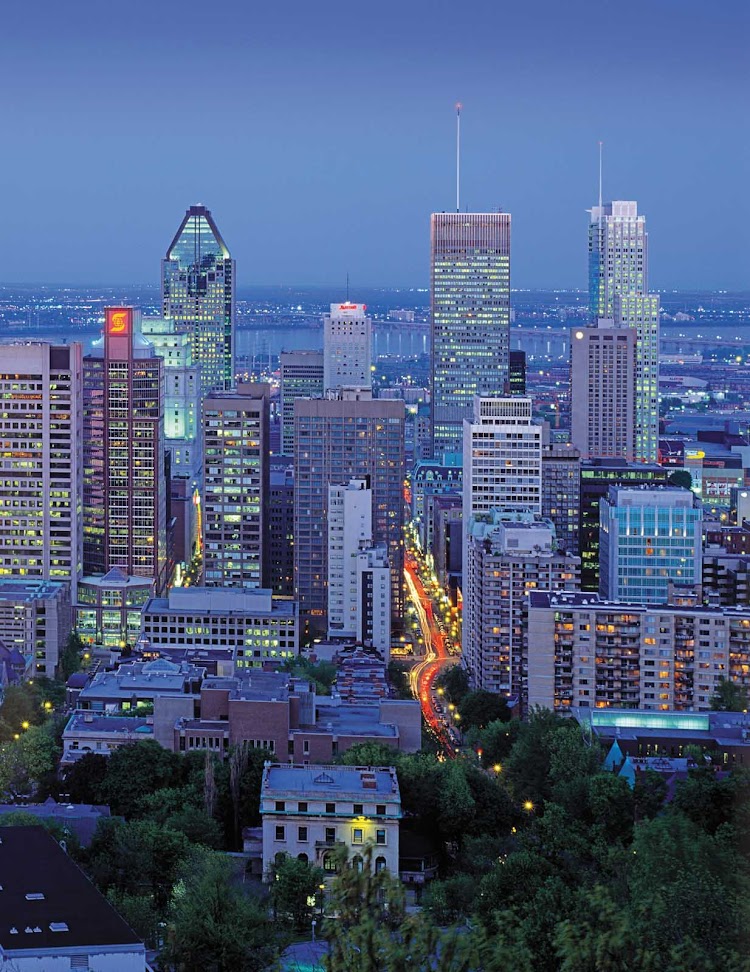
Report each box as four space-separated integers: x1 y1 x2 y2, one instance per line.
346 271 350 301
455 102 463 213
598 140 603 209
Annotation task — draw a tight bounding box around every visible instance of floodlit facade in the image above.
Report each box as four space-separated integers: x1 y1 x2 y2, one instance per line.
600 486 703 604
327 479 372 639
0 342 83 601
82 309 168 594
323 302 372 392
203 383 270 588
162 204 235 393
280 351 324 456
431 212 511 458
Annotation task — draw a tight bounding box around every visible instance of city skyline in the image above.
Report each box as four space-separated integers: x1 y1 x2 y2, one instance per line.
0 1 747 290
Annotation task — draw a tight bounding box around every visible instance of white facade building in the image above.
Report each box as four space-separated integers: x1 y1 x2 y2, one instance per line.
323 302 372 392
260 763 401 881
328 479 372 638
356 544 391 658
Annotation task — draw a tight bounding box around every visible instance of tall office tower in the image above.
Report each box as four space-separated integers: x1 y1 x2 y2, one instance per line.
162 204 235 394
280 351 324 456
356 544 391 657
141 316 202 566
323 302 372 392
588 200 659 462
202 383 270 588
431 212 511 459
83 308 168 593
600 486 703 604
463 510 580 697
294 391 405 641
570 320 636 460
0 343 83 601
541 442 581 554
509 349 526 395
579 459 670 591
327 479 372 639
269 459 295 597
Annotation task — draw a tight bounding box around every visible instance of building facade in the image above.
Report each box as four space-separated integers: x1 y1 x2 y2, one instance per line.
431 212 511 459
280 351 324 456
356 544 391 657
0 342 82 601
83 308 168 593
323 302 372 392
0 579 71 677
76 567 153 651
162 204 235 393
203 384 270 588
541 442 581 555
327 479 372 639
269 461 295 598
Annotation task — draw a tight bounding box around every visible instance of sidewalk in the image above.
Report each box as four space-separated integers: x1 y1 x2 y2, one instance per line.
279 939 328 971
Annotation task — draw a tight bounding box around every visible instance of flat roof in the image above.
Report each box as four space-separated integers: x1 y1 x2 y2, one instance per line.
262 763 400 800
64 713 153 736
0 826 143 951
528 590 750 619
0 579 66 601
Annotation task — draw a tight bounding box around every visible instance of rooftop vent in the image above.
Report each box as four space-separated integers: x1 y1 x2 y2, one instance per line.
49 922 69 933
25 893 45 901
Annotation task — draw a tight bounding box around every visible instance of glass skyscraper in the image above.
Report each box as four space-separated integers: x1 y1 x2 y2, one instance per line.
163 205 235 394
588 200 659 462
430 212 511 460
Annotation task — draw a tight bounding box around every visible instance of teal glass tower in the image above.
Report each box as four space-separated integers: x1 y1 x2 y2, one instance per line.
162 205 235 394
430 212 511 460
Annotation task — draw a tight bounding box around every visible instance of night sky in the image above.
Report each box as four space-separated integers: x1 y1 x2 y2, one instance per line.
1 0 747 290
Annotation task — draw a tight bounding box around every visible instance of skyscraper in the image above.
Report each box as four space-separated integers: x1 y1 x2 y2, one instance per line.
327 479 372 639
431 212 511 459
83 308 168 593
0 343 83 601
541 442 581 555
294 391 405 641
202 383 270 588
588 200 659 462
280 351 324 456
163 204 235 393
323 302 372 392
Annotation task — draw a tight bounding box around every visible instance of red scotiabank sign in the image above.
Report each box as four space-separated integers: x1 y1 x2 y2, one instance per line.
107 307 131 336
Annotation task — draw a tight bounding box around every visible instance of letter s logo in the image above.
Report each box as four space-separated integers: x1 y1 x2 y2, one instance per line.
109 310 128 334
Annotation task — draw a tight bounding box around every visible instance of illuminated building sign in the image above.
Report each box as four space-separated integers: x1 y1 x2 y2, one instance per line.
107 307 131 336
337 303 365 312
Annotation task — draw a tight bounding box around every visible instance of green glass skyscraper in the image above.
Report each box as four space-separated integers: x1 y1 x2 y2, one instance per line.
163 205 235 394
430 212 511 460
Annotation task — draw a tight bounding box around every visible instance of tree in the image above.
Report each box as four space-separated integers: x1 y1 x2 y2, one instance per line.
633 768 667 820
0 684 43 733
336 742 403 767
387 660 412 700
58 631 85 680
102 740 180 818
269 854 325 931
710 676 749 712
161 849 278 972
60 752 108 804
668 469 693 491
435 665 469 705
0 722 60 799
476 718 519 769
458 690 510 731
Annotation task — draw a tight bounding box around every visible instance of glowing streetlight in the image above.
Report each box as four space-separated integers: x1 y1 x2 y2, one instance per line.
493 764 502 774
523 800 534 812
21 721 30 731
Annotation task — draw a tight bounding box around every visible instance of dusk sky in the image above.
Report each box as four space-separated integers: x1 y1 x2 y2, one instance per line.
1 0 747 290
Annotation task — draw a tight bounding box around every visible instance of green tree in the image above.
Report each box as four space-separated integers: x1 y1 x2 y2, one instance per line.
458 690 510 731
58 631 85 680
0 684 43 732
710 676 749 712
102 740 180 818
269 854 325 932
475 718 519 769
435 665 469 705
60 752 108 804
387 660 412 700
336 742 403 767
668 469 693 491
161 849 278 972
633 768 668 820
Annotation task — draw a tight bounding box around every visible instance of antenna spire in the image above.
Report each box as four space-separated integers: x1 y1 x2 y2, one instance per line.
455 102 463 213
598 140 603 210
346 270 350 302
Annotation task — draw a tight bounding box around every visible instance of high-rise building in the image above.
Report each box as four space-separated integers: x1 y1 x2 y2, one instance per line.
0 579 71 678
463 510 580 697
280 351 324 456
83 308 168 593
327 479 372 639
509 349 526 395
0 342 82 601
356 544 391 658
323 303 372 392
600 486 703 604
163 204 235 393
579 459 670 591
588 200 659 462
202 383 270 588
431 212 511 458
570 320 636 461
541 442 581 555
294 391 405 641
269 459 295 598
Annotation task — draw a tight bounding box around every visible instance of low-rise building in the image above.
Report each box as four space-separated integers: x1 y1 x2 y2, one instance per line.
0 826 146 970
76 658 204 713
75 568 153 652
140 586 298 670
0 579 71 678
61 713 155 765
260 762 401 879
0 798 111 846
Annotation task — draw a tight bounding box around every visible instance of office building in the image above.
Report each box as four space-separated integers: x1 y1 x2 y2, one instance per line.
579 459 670 591
269 460 295 597
280 351 324 456
527 591 750 713
431 212 511 458
541 442 581 554
328 479 372 639
0 579 71 678
463 511 580 697
294 392 405 641
323 302 372 392
83 308 168 593
588 200 659 462
203 383 270 588
260 763 401 880
0 342 82 600
162 204 235 393
600 486 703 604
76 567 153 652
356 544 391 657
509 349 526 395
570 320 636 460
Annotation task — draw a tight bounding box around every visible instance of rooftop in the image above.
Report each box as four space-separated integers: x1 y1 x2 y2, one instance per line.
145 586 296 618
79 660 204 700
64 713 154 736
0 799 111 846
527 590 750 619
0 826 143 952
262 763 400 800
0 579 67 602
